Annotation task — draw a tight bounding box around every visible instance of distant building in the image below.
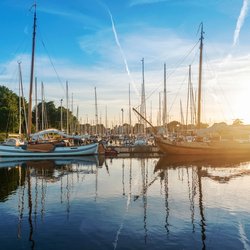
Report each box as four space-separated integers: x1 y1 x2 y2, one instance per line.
134 123 145 134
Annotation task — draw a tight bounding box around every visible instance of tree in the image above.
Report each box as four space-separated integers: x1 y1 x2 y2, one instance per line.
232 119 243 126
167 120 181 132
0 85 26 133
32 101 79 132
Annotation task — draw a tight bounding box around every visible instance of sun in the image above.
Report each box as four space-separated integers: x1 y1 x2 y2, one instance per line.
227 89 250 125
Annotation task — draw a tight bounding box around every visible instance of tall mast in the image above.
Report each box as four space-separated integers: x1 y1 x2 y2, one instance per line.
197 22 204 129
163 63 167 126
18 62 28 135
18 63 22 135
76 105 79 133
186 65 191 127
60 98 63 131
41 82 44 130
71 93 74 114
94 87 98 135
158 92 161 126
129 83 132 135
35 77 38 132
71 92 74 133
190 69 196 125
105 105 108 133
140 58 146 133
27 3 37 136
66 81 69 134
180 99 184 126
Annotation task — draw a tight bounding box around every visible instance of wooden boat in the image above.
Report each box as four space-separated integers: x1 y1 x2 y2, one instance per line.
155 24 250 155
134 23 250 156
155 136 250 155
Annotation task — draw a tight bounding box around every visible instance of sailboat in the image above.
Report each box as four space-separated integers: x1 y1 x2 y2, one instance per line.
156 23 250 155
0 4 98 157
135 23 250 156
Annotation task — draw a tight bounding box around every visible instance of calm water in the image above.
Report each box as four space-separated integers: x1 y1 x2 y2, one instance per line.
1 155 250 250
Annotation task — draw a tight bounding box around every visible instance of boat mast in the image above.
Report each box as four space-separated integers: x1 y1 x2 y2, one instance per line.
158 92 161 126
18 62 28 135
76 105 79 133
35 77 38 132
129 83 132 135
66 81 69 134
180 99 184 126
140 58 146 134
163 63 167 126
27 3 37 137
18 64 22 136
60 98 63 131
71 92 74 134
186 65 191 128
41 82 44 130
190 66 197 125
94 87 98 135
105 105 108 134
197 22 204 129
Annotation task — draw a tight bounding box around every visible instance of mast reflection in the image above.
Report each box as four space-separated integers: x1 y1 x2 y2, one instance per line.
154 154 250 249
197 166 206 250
163 169 170 234
141 158 148 243
1 155 250 249
17 165 25 239
27 167 35 249
0 156 99 248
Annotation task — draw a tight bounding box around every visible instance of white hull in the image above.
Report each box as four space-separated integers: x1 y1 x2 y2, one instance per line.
0 155 99 168
0 143 99 157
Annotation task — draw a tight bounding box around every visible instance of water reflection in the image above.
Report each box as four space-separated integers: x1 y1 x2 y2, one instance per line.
0 156 99 250
156 155 250 183
155 154 250 169
155 155 250 250
0 155 250 249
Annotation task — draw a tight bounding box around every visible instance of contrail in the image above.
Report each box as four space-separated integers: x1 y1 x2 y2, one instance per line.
233 0 249 46
107 8 140 97
238 221 250 250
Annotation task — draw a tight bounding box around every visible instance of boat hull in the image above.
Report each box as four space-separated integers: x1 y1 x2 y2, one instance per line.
0 143 99 157
0 155 99 168
155 137 250 155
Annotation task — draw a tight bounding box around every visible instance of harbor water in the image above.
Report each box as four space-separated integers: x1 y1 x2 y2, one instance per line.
0 155 250 249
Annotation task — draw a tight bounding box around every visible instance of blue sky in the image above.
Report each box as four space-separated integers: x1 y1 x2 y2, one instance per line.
1 0 250 126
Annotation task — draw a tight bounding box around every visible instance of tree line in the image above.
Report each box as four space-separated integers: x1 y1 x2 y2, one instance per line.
0 85 78 137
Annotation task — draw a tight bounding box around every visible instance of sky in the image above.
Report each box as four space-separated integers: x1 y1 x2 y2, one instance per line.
1 0 250 127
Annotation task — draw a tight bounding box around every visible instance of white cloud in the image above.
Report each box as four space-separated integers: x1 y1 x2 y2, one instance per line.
2 21 250 125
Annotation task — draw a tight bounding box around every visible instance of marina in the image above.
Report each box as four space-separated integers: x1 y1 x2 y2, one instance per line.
1 1 250 249
1 155 250 249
